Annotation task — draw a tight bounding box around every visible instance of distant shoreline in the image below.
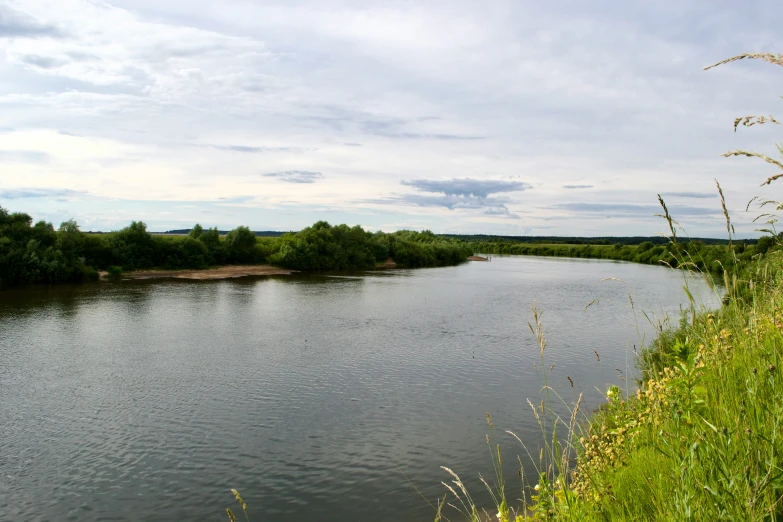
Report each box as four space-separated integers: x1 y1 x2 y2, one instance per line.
101 265 296 281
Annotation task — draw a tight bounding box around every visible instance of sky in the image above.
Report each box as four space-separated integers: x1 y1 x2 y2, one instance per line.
0 0 781 237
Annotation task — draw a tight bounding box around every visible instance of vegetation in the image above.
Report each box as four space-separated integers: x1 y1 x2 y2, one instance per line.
0 215 474 287
434 52 783 521
438 254 783 520
469 238 769 274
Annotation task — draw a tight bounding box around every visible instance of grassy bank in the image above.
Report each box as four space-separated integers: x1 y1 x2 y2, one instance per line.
564 251 783 520
434 239 783 522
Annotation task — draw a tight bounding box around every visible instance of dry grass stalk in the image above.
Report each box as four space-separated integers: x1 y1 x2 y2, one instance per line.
761 172 783 187
715 179 735 246
656 194 678 242
733 115 780 132
441 466 469 499
703 53 783 70
527 398 541 424
528 303 547 357
720 150 783 186
721 150 783 171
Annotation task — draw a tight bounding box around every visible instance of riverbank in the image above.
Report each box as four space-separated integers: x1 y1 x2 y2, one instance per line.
563 251 783 519
447 249 783 520
104 265 296 280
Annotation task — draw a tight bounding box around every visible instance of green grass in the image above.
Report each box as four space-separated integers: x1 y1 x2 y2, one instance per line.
565 251 783 520
437 50 783 519
434 248 783 522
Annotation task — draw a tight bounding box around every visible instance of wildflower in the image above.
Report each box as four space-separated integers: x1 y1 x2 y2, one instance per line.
534 483 540 491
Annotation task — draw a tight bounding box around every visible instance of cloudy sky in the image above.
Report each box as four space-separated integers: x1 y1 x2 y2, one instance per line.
0 0 781 236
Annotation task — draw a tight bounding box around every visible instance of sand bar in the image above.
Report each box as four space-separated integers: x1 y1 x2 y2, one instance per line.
106 265 295 281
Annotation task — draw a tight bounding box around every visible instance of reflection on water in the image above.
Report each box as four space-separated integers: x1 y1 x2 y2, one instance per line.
0 256 720 521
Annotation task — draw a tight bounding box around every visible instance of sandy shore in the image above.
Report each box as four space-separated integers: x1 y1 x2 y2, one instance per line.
467 255 488 261
376 257 398 269
102 265 296 281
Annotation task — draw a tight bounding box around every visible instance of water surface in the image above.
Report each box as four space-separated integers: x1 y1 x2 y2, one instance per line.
0 256 719 521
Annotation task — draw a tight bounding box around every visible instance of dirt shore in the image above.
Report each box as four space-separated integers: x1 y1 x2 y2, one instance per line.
102 265 295 281
377 257 398 268
467 255 488 261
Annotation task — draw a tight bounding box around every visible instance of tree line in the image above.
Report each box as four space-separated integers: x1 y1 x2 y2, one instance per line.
0 206 474 287
471 238 777 273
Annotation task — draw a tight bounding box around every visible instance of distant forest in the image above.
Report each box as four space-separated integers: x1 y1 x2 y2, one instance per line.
159 230 753 245
158 229 288 237
442 234 753 246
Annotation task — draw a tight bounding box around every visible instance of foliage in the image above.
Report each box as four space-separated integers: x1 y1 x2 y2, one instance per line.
0 213 475 286
268 221 387 270
266 222 473 271
386 229 474 268
564 253 783 520
0 208 97 286
469 239 773 274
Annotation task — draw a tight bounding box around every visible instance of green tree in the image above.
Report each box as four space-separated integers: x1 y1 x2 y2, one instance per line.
189 223 204 240
225 226 257 263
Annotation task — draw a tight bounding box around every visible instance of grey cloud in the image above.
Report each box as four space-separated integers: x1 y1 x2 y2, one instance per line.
20 55 63 68
231 145 264 153
362 193 512 210
0 150 51 163
484 207 521 219
343 142 362 147
405 132 484 140
362 120 484 140
550 202 720 217
209 145 305 153
263 170 324 183
305 109 483 140
402 178 532 199
0 5 63 38
660 192 718 199
563 184 594 189
0 187 87 199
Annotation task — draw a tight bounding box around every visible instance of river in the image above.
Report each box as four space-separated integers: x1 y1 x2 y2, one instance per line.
0 255 719 521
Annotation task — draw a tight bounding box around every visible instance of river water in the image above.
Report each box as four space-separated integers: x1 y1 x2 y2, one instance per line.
0 255 719 521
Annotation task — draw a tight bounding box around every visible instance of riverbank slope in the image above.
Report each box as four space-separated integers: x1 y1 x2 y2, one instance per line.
468 250 783 520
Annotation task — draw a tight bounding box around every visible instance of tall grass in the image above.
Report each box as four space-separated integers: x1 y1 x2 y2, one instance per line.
435 53 783 521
